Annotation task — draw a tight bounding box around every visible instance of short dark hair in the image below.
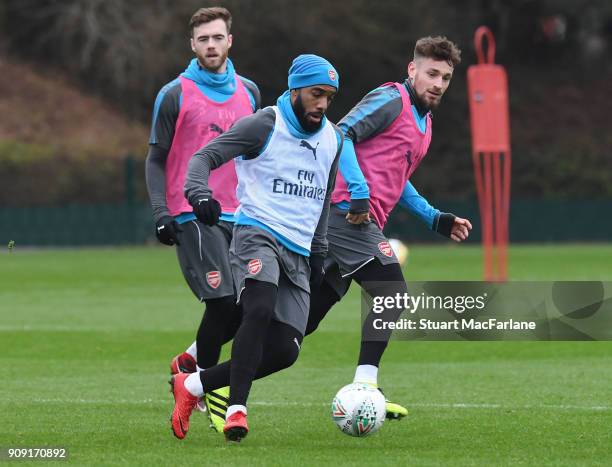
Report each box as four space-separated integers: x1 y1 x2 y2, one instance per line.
414 36 461 67
189 7 232 36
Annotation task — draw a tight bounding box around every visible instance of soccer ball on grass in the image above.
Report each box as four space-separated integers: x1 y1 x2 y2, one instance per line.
331 383 386 437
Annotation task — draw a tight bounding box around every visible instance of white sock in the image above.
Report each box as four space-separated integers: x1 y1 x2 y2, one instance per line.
184 372 204 397
226 404 247 419
196 365 204 372
185 341 197 358
353 365 378 386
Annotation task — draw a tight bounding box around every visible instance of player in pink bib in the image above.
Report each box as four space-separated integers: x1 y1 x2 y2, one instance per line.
306 36 472 419
145 7 260 432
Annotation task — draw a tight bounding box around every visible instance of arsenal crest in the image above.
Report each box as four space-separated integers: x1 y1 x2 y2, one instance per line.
247 258 263 275
378 241 394 258
206 271 221 289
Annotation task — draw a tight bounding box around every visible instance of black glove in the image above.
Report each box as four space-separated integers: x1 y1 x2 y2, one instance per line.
348 198 370 215
434 212 456 238
309 254 326 288
193 197 221 226
155 215 182 246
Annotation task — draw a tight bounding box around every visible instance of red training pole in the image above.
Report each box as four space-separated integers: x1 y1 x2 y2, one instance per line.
467 27 512 281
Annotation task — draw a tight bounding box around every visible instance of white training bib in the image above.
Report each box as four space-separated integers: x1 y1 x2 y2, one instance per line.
235 106 338 251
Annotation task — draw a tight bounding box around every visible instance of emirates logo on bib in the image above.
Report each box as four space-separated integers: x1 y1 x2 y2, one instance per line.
206 271 221 289
378 241 393 258
247 259 263 275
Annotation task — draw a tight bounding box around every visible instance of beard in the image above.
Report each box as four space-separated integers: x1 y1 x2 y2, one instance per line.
415 87 442 111
196 48 229 73
292 94 322 133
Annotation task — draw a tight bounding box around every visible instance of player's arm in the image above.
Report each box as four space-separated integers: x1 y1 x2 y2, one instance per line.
338 139 369 223
145 82 184 246
310 126 343 286
145 82 181 222
399 181 472 242
312 126 344 257
338 85 403 224
145 146 170 221
184 108 275 224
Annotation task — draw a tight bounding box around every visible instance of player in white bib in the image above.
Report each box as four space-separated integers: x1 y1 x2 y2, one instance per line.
170 54 343 442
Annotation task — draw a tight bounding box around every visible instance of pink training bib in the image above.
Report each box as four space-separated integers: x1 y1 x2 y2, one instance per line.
332 82 432 228
165 76 253 216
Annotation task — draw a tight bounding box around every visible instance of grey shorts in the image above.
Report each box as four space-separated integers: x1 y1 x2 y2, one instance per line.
323 205 399 297
230 225 310 336
175 220 235 301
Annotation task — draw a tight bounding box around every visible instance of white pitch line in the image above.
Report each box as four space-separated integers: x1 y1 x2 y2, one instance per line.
14 399 611 412
0 325 180 332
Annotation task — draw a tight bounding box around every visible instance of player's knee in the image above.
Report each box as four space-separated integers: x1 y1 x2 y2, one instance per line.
204 295 235 315
277 337 301 369
364 278 407 300
204 296 241 343
200 297 235 333
359 262 406 298
241 280 277 323
305 281 342 336
268 323 303 370
223 306 242 343
242 304 274 325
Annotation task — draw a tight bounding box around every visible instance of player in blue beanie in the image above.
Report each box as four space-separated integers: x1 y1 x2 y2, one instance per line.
171 54 343 442
278 54 340 133
288 54 339 90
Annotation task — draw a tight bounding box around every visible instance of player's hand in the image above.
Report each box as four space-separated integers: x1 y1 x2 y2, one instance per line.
155 215 182 246
450 217 472 242
309 254 326 288
346 212 370 224
435 213 472 242
347 198 370 224
193 197 221 226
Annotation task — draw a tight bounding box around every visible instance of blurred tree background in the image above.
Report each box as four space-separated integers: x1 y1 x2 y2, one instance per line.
1 0 611 207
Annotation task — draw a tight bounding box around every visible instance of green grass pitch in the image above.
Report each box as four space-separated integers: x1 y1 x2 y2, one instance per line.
1 244 611 466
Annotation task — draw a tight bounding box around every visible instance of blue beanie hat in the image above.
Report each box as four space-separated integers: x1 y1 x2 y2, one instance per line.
288 54 339 91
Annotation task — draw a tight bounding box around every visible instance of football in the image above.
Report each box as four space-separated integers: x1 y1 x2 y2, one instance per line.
331 383 386 437
388 238 409 265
